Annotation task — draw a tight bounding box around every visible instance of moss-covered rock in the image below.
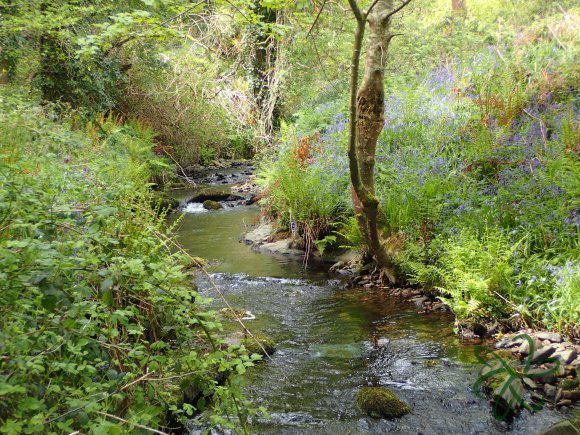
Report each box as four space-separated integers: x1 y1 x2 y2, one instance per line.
241 333 275 357
219 307 248 320
189 186 232 202
559 376 579 391
188 186 244 203
355 386 410 418
203 200 223 210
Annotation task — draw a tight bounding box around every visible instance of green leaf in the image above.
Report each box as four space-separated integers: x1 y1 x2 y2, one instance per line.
93 206 118 217
100 278 114 291
101 289 114 307
0 384 26 396
18 397 41 412
0 419 24 435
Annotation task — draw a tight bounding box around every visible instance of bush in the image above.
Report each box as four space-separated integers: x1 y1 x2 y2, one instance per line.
121 44 258 167
0 92 257 433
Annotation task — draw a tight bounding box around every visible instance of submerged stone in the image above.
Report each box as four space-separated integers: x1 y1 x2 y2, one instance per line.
219 307 247 320
355 386 410 418
242 333 275 357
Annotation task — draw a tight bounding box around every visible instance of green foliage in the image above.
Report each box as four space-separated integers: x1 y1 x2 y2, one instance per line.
0 1 136 111
407 230 517 321
335 217 364 251
0 0 264 164
0 92 257 433
122 48 251 166
258 127 350 253
262 0 580 334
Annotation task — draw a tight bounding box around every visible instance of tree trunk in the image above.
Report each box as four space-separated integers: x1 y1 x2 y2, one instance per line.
0 1 14 84
251 1 281 141
452 0 466 15
347 0 398 283
0 57 9 84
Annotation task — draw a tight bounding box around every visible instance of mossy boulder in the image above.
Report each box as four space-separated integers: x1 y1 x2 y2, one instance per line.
203 200 223 210
242 333 275 357
219 307 248 320
355 386 410 418
189 186 231 202
188 186 244 203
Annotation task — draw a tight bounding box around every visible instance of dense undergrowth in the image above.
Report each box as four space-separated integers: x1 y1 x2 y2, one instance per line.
0 1 259 169
0 90 261 433
260 0 579 336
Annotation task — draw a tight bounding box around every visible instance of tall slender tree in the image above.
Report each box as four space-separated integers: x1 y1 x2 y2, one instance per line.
346 0 412 283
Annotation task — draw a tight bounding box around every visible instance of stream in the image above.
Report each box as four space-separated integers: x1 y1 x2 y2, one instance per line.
170 187 567 434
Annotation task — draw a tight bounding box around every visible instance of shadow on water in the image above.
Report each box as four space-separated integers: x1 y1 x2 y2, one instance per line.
171 206 566 434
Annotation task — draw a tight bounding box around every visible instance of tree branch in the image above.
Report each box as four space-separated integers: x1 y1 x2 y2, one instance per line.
364 0 382 19
306 0 328 39
96 412 169 435
347 0 363 23
383 0 413 20
104 0 206 55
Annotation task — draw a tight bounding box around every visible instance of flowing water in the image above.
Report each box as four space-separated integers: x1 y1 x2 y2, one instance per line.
171 198 567 434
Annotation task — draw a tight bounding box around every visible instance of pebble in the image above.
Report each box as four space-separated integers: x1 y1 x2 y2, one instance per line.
543 384 557 398
530 346 556 364
410 296 428 307
561 341 574 349
552 349 578 365
527 368 557 385
536 332 563 343
557 364 566 376
431 302 444 311
518 336 542 355
495 340 509 349
495 338 521 349
523 377 538 389
561 390 580 401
